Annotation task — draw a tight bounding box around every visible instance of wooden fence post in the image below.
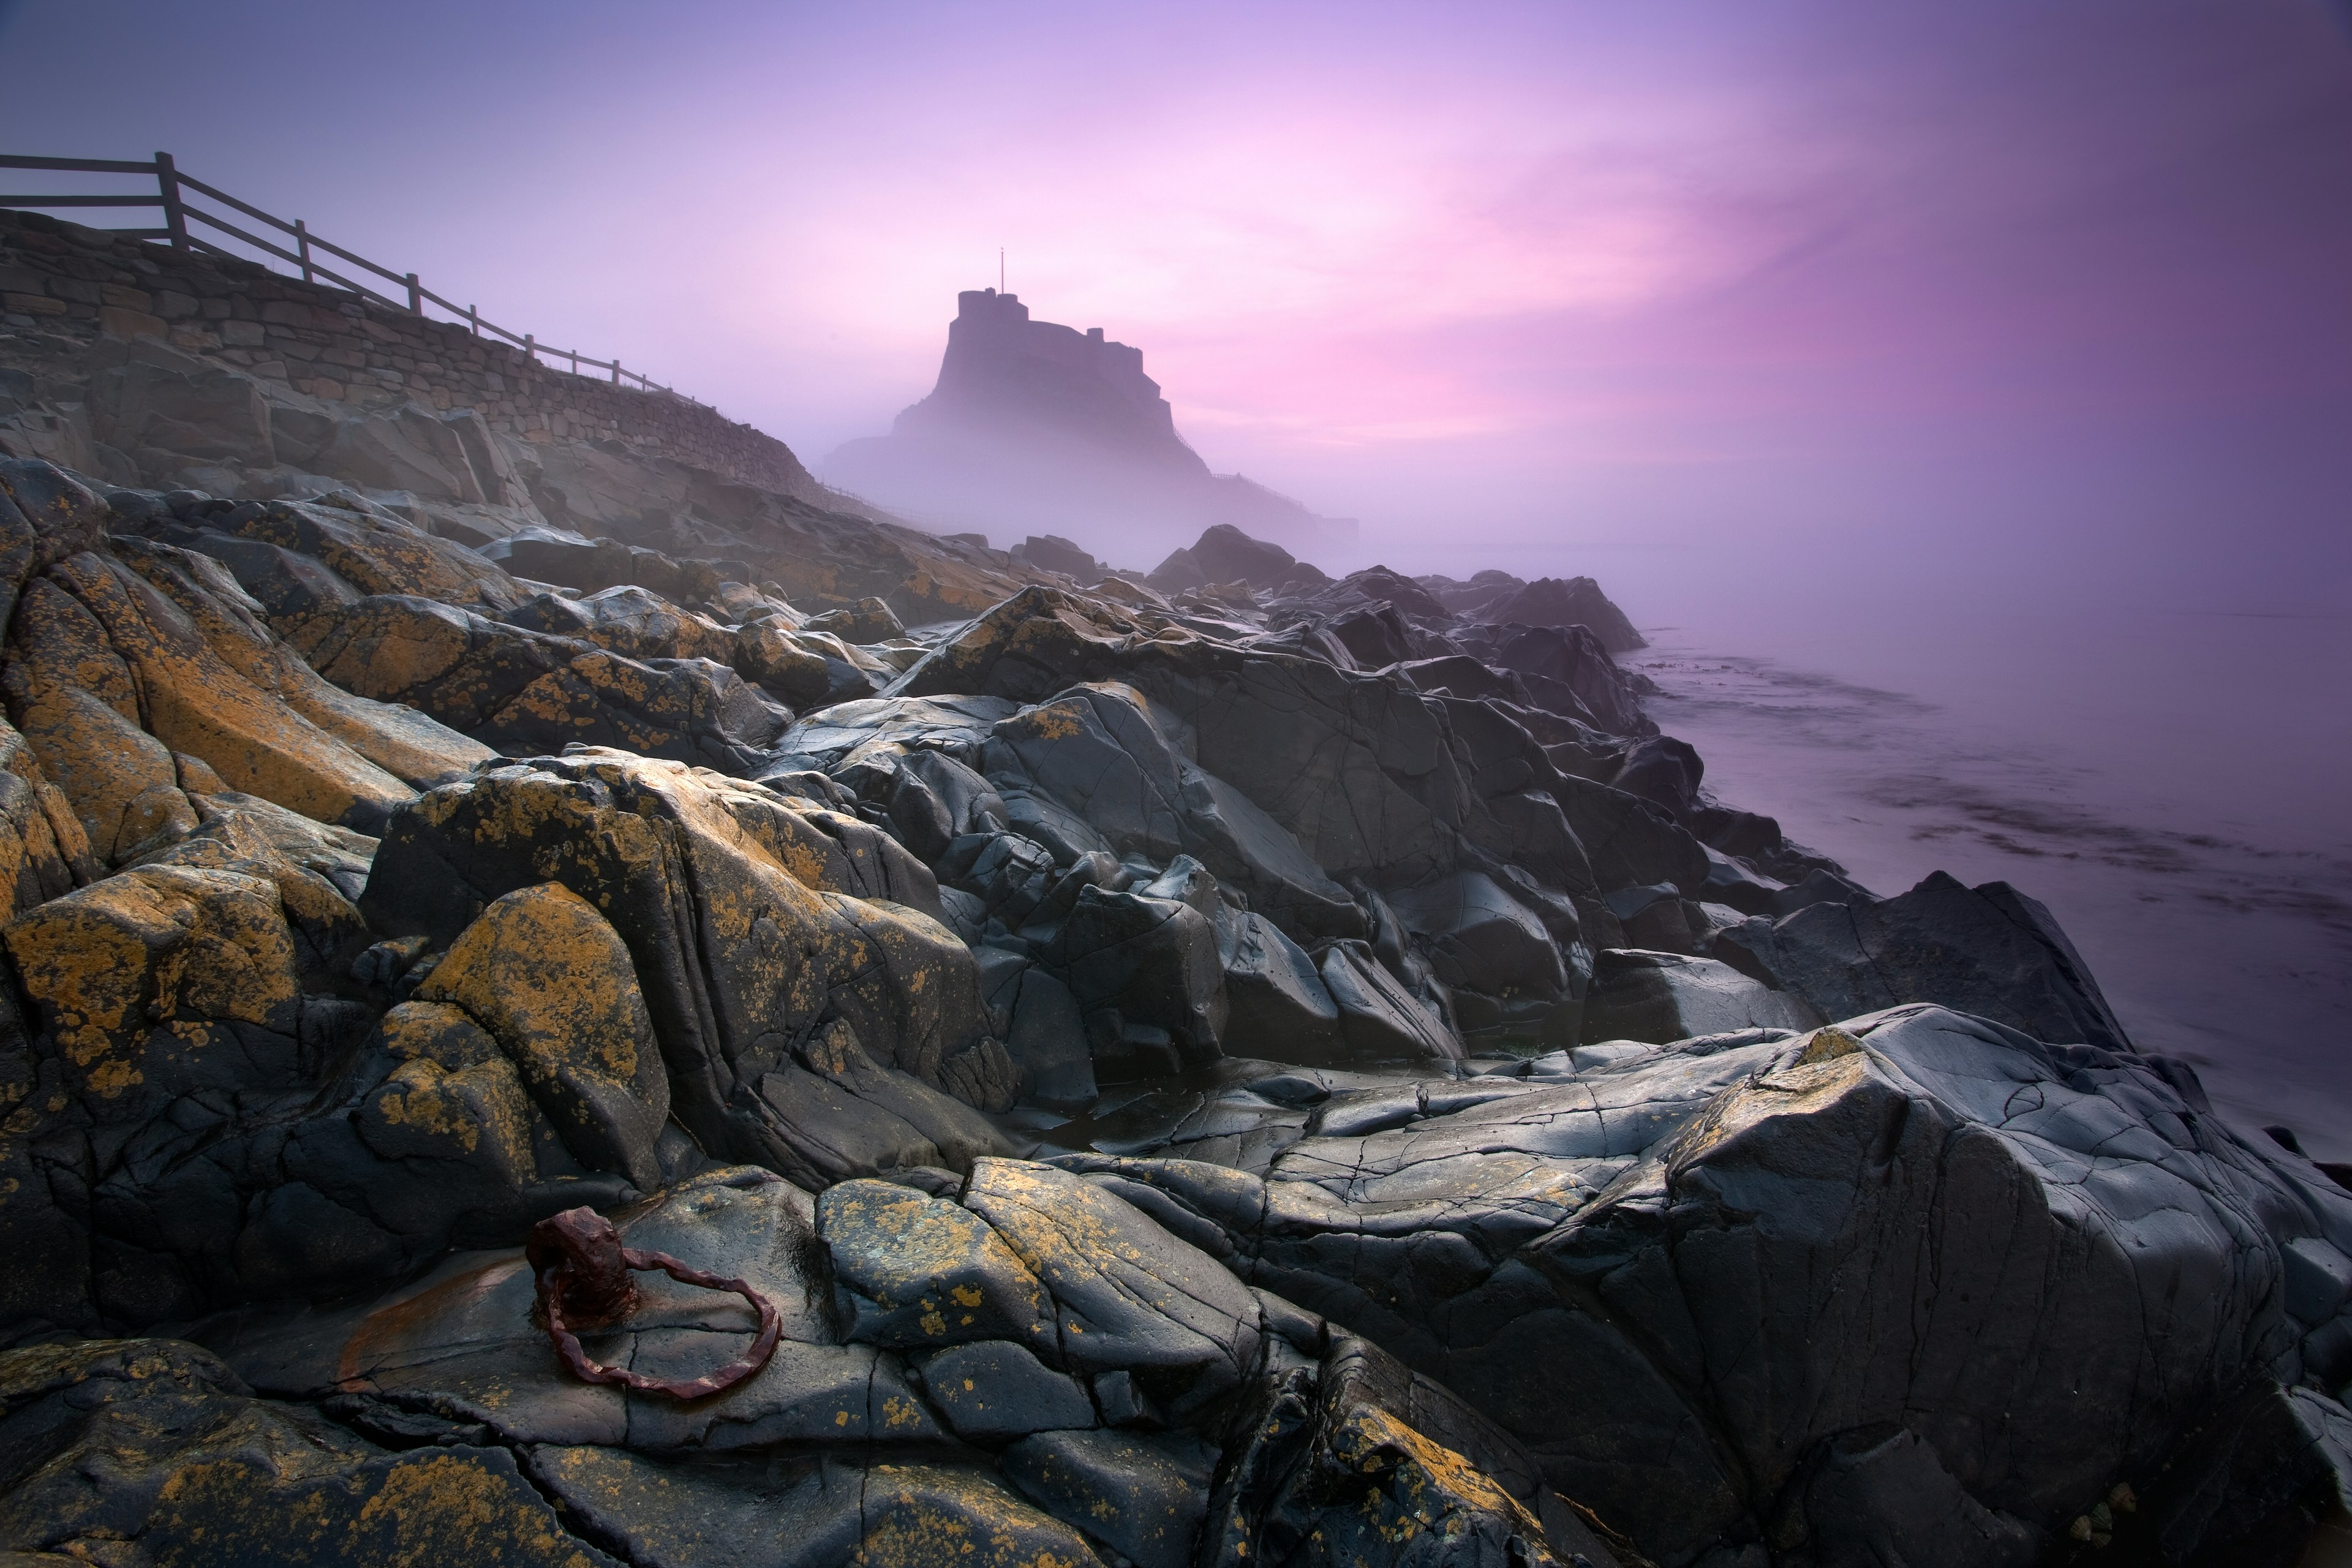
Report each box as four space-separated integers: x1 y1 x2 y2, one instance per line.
294 219 315 283
154 151 188 251
569 349 579 375
610 359 620 385
404 272 422 314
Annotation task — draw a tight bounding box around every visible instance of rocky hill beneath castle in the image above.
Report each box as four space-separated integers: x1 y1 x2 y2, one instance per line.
826 288 1346 563
0 206 2345 1568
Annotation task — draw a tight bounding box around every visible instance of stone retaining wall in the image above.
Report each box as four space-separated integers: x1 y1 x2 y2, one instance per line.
0 208 821 500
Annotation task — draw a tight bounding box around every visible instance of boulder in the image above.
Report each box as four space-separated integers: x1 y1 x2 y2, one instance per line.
1015 533 1099 579
1715 870 2132 1052
0 1338 617 1567
1077 1008 2352 1564
1474 575 1646 654
505 582 737 664
1580 948 1823 1043
986 682 1357 939
1000 1427 1215 1568
358 752 1000 1185
413 883 671 1191
289 594 789 774
1058 884 1230 1074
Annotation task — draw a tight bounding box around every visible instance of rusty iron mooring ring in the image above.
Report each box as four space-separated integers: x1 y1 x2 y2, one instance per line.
526 1206 781 1400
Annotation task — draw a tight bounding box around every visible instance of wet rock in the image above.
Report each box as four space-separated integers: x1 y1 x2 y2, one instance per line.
358 751 993 1179
1218 908 1345 1066
504 583 737 664
1201 1335 1574 1568
734 617 885 708
2136 1381 2352 1568
1771 1425 2046 1568
1058 884 1229 1070
1001 1427 1214 1568
219 1167 906 1453
1715 870 2132 1052
915 1338 1097 1440
1580 949 1823 1043
0 1338 615 1567
802 594 904 643
527 1447 1107 1568
986 680 1358 939
819 1177 1059 1354
1317 938 1461 1061
964 1158 1264 1409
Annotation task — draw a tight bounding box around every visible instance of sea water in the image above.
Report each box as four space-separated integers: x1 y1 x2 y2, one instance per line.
1630 605 2352 1158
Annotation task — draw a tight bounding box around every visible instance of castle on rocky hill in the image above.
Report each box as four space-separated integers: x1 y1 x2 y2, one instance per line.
826 289 1349 567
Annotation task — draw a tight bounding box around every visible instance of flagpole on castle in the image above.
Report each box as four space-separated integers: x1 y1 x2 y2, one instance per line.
1000 248 1005 293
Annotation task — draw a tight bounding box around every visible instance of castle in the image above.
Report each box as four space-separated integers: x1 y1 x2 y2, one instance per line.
825 288 1342 562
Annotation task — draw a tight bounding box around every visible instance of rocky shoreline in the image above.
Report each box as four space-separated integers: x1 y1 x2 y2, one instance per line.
1 206 2348 1567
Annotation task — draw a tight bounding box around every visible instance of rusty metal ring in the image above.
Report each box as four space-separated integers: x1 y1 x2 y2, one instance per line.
527 1207 782 1401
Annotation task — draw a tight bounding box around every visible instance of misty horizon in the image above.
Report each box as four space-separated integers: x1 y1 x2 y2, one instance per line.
3 0 2346 622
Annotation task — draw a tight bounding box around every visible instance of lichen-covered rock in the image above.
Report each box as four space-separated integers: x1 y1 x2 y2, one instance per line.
819 1177 1058 1354
0 712 93 913
0 1338 617 1568
963 1158 1263 1410
4 861 308 1110
289 592 788 774
4 549 418 845
358 751 998 1184
526 1447 1108 1568
415 882 671 1190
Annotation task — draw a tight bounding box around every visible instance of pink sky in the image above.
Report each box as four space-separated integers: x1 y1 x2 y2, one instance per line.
4 0 2348 611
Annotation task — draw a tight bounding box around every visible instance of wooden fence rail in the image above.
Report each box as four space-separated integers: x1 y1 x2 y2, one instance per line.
0 151 701 404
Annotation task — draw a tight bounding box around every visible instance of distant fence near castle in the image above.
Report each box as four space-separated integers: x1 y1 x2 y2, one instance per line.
0 151 700 406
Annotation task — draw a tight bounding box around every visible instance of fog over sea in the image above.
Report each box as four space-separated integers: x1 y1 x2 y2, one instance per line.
1617 597 2352 1159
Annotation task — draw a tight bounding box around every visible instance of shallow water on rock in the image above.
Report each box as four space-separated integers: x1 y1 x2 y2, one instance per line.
1635 611 2352 1159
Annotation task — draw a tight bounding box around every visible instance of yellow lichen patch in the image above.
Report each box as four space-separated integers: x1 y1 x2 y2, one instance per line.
4 575 195 862
151 1448 603 1568
1003 701 1088 743
2 863 303 1101
417 881 668 1184
0 714 95 913
1329 1405 1553 1550
1670 1046 1876 1171
377 1001 503 1069
855 1468 1096 1568
361 1054 540 1185
420 882 657 1092
1795 1025 1866 1066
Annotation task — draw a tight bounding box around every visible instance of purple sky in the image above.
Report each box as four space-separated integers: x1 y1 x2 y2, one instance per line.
3 0 2348 612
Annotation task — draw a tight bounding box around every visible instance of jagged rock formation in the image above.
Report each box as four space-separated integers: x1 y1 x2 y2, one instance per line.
826 289 1349 564
1 217 2346 1566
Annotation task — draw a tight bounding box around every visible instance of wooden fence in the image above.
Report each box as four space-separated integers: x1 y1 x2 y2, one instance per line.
0 151 700 405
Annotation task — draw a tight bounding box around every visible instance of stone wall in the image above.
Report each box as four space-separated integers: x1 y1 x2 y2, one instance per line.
0 208 823 502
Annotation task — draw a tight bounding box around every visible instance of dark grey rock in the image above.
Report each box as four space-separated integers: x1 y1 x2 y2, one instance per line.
1717 870 2132 1051
1059 884 1229 1068
1000 1427 1214 1568
914 1338 1096 1440
1580 949 1823 1043
817 1177 1058 1355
